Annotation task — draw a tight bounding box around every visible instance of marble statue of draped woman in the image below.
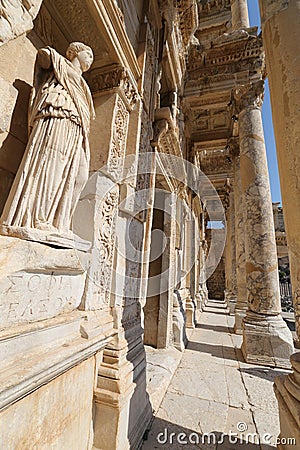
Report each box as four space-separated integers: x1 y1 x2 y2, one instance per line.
0 42 95 247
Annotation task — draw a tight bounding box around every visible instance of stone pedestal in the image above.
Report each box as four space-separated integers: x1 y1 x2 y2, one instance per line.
93 328 152 450
234 81 293 368
242 311 294 369
0 235 113 448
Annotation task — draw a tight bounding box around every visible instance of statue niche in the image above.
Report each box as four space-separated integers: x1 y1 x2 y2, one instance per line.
0 42 95 250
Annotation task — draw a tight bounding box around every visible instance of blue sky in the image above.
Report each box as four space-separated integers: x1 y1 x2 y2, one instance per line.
248 0 282 204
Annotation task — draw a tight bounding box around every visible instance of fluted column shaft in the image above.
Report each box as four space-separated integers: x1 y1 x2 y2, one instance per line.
231 0 250 30
234 81 293 368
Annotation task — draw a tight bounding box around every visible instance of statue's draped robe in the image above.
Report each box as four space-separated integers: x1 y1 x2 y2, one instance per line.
1 47 95 233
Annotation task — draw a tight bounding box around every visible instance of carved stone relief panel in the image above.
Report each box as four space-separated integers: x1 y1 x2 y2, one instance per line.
143 24 156 115
106 96 130 181
95 186 119 307
77 175 119 310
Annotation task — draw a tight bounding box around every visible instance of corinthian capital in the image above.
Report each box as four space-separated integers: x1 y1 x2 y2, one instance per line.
233 80 264 113
88 66 138 109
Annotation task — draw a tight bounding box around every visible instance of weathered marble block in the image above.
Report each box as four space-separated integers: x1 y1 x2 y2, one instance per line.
0 235 88 327
0 78 18 134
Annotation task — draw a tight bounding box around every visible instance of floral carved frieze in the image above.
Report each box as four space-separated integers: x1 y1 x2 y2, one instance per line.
106 96 130 181
96 187 119 306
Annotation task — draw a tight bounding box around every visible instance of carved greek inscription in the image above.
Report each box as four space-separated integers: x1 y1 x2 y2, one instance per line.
0 272 84 326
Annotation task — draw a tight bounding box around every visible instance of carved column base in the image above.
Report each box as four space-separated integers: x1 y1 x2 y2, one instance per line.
274 352 300 449
93 330 152 450
241 311 294 369
234 307 247 334
224 290 237 315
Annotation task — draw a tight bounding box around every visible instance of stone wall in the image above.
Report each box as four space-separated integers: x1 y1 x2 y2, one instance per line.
207 257 225 300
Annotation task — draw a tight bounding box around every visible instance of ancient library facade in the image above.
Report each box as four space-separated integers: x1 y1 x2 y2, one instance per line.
0 1 300 449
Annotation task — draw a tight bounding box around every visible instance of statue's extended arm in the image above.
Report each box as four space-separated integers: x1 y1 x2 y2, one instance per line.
36 48 52 70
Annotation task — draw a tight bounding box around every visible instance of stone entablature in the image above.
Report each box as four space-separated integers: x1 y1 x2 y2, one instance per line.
194 141 233 177
177 0 199 46
188 29 264 76
198 0 231 18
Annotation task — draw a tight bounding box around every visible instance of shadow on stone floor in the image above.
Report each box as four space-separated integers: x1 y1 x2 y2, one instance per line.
186 341 244 363
239 366 291 381
195 323 232 334
142 417 276 449
202 309 229 316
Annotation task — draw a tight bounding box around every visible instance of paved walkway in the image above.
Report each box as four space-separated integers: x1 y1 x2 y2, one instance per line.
142 300 291 450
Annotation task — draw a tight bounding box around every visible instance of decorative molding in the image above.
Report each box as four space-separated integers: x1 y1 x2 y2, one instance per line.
89 66 138 108
188 34 264 75
198 0 231 16
177 0 198 47
45 0 110 62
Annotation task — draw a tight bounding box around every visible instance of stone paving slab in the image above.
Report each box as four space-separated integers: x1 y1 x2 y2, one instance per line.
142 300 292 450
145 345 182 414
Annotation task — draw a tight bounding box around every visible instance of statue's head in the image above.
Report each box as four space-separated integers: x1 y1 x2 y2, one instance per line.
66 42 94 72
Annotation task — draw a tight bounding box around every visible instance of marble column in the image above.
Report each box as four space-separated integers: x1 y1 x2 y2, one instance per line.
199 209 209 306
229 192 238 311
224 190 238 314
229 140 248 334
234 80 293 368
185 210 196 329
258 1 300 445
230 0 250 30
